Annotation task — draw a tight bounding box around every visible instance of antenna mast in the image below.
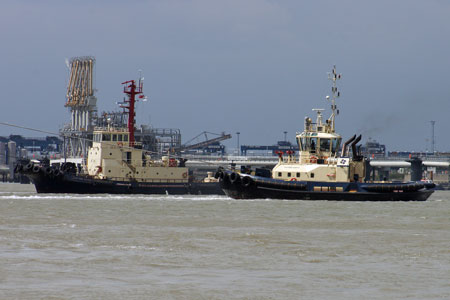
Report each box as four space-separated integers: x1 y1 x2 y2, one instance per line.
327 65 341 132
121 79 144 147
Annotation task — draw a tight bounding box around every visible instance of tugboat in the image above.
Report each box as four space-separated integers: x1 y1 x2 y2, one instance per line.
217 66 434 201
16 79 223 195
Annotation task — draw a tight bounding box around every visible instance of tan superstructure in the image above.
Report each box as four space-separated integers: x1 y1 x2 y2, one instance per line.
87 129 188 183
272 66 366 184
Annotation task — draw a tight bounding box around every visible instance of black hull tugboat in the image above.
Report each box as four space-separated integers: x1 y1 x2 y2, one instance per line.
217 66 434 201
17 79 223 195
16 164 222 195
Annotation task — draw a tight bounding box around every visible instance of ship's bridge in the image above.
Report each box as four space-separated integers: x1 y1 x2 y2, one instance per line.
93 129 129 144
296 132 342 157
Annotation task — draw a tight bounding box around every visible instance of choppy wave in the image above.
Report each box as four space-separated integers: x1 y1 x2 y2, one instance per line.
0 193 231 201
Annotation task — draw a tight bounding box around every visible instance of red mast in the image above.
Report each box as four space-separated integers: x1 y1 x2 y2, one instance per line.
121 79 144 147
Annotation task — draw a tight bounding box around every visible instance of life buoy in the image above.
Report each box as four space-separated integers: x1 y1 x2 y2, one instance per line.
310 156 318 163
290 178 297 181
182 172 188 178
169 158 177 167
117 142 123 147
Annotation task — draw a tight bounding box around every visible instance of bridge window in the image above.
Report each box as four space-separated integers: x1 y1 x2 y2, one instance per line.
112 134 117 141
278 172 282 177
123 134 129 142
320 138 331 152
287 172 291 177
309 138 317 153
296 172 300 177
118 134 123 142
102 133 111 141
331 138 342 154
299 137 306 151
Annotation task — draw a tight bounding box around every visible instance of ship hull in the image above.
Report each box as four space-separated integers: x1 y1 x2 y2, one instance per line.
219 172 434 201
20 169 224 195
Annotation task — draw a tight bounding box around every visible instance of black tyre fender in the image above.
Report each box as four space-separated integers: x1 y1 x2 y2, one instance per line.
241 176 254 187
44 167 53 175
222 172 230 183
25 163 34 172
229 172 240 184
32 165 41 173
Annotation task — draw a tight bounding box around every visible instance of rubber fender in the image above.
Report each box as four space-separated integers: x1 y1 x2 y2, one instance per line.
45 167 53 175
241 176 254 187
25 163 33 172
32 165 41 173
222 172 230 183
214 171 221 179
230 172 240 184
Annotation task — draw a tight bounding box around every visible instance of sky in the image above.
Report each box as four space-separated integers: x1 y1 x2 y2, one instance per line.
1 0 450 153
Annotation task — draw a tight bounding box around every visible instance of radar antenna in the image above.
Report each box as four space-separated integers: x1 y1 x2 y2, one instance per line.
326 65 341 132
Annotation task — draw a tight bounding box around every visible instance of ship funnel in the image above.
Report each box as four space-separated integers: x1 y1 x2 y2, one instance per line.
341 134 356 157
350 135 362 159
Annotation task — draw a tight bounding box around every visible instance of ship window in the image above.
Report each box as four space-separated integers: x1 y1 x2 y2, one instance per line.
102 133 111 141
300 137 309 151
296 172 300 177
311 173 315 178
320 138 331 152
309 138 317 153
112 134 117 141
278 172 282 177
287 172 291 177
123 135 129 142
299 138 305 151
118 134 123 142
332 138 341 154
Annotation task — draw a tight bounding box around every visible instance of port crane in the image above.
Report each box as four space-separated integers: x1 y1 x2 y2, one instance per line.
175 131 231 152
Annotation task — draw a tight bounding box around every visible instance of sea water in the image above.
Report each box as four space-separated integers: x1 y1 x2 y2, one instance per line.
0 183 449 299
